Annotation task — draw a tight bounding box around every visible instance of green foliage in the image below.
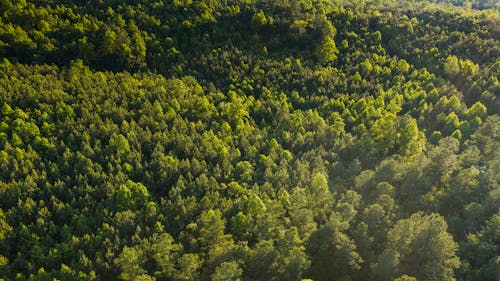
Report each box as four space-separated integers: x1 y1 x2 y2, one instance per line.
0 0 498 280
251 10 267 29
307 214 363 281
151 233 183 279
394 275 417 281
397 60 410 74
211 262 242 281
310 172 329 194
375 212 460 281
316 37 339 63
115 181 150 211
115 246 147 281
459 211 500 281
444 55 461 77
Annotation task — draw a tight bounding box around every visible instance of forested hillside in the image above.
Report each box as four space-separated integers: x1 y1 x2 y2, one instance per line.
0 0 499 280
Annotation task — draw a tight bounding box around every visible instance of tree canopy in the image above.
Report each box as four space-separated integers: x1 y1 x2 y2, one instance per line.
0 0 499 280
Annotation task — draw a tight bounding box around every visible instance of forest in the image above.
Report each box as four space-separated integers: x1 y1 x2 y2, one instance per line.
0 0 499 280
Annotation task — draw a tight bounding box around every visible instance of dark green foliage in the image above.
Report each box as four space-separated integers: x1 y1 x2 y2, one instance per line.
0 0 498 280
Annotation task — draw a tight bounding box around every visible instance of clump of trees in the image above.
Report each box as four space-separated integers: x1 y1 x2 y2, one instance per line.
0 0 498 280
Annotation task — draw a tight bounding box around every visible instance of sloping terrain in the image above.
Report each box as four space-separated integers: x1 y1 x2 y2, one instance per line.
0 0 499 280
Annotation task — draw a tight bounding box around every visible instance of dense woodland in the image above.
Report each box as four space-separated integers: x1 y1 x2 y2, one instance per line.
0 0 499 280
